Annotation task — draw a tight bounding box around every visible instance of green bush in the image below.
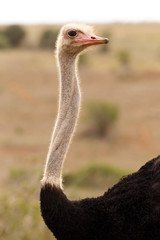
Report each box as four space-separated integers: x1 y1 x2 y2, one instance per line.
0 31 10 49
64 163 128 188
9 167 28 181
0 185 53 240
79 53 88 66
5 25 25 47
39 30 58 49
86 100 119 137
117 49 130 65
99 31 111 53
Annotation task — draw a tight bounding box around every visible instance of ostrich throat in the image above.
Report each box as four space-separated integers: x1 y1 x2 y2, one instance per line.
42 51 81 188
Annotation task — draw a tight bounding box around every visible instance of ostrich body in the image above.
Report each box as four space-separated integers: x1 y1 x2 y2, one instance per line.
40 24 160 240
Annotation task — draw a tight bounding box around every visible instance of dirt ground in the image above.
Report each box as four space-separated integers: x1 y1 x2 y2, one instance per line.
1 44 160 194
0 23 160 240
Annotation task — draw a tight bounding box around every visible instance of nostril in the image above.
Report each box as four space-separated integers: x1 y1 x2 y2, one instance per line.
91 36 96 39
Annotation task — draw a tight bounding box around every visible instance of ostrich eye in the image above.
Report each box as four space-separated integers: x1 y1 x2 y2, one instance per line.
68 30 77 37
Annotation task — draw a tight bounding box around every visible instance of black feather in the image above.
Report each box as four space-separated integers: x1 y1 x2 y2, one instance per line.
40 156 160 240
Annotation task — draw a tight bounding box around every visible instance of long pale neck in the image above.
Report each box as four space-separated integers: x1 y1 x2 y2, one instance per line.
42 51 81 188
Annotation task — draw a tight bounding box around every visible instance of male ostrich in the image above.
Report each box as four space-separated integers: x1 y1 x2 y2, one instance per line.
40 24 160 240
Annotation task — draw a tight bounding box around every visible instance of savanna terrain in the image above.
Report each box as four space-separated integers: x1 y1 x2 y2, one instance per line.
0 23 160 240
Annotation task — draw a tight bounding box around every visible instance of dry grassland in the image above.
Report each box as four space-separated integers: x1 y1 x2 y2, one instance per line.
0 23 160 240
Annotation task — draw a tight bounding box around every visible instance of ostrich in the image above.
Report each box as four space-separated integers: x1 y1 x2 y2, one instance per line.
40 23 160 240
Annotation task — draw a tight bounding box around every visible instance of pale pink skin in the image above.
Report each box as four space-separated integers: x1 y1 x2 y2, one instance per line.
74 32 109 45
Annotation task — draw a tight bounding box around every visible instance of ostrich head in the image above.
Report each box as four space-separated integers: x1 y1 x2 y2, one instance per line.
56 23 109 56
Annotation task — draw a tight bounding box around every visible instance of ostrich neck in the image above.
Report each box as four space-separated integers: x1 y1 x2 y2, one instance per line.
42 51 81 188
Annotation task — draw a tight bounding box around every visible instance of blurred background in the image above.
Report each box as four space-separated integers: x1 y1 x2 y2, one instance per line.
0 0 160 239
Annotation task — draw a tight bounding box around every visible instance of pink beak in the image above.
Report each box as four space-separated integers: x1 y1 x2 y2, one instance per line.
74 33 109 45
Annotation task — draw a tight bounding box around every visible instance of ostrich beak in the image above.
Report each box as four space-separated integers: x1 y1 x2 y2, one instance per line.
74 33 109 45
